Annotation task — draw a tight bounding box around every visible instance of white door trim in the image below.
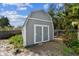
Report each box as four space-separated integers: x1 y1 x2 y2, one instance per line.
34 24 49 44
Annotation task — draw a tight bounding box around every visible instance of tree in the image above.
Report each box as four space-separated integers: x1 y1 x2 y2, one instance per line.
48 4 58 29
64 3 79 19
48 3 79 30
64 3 79 30
0 16 10 27
48 4 66 29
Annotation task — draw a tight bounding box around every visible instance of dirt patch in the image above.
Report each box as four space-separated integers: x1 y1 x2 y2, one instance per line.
26 38 65 56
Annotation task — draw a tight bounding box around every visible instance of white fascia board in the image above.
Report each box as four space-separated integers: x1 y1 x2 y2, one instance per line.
29 18 52 22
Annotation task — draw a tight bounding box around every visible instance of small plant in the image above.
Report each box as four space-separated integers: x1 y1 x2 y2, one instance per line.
64 31 77 41
63 31 79 55
66 39 79 48
73 47 79 55
64 35 79 55
62 45 75 55
9 35 23 48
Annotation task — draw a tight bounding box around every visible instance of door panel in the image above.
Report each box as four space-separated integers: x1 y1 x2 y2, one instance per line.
43 27 49 41
34 24 49 44
36 26 42 42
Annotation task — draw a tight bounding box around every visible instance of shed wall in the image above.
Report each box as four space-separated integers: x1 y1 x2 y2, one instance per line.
22 25 27 46
26 19 54 46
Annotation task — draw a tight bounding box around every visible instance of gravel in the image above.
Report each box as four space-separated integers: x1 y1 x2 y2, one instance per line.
0 44 40 56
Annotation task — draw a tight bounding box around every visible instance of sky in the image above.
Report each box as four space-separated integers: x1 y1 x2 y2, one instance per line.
0 3 63 27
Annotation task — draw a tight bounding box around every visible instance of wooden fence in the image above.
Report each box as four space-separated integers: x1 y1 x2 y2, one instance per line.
0 30 21 39
54 29 78 37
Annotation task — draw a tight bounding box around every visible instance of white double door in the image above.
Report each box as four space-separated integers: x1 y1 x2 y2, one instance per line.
34 24 49 44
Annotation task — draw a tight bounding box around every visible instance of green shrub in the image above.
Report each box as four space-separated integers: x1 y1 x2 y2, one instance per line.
66 39 79 48
9 35 23 48
62 46 75 55
0 26 13 31
73 47 79 54
65 31 77 40
63 31 79 55
65 39 79 55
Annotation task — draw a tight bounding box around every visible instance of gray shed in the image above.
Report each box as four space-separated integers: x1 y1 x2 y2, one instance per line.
22 10 54 47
